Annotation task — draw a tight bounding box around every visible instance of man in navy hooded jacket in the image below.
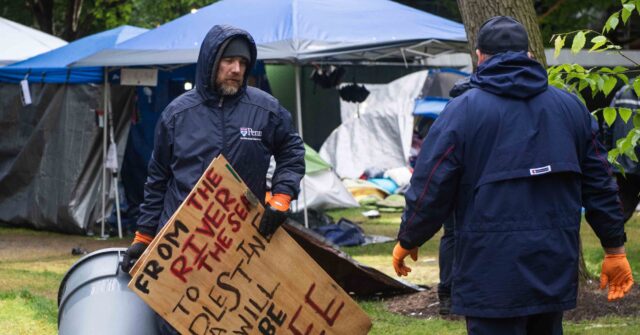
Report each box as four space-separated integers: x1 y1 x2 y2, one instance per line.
392 16 633 334
120 24 305 334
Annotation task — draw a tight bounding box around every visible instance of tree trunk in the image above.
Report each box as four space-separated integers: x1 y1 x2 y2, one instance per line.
26 0 54 35
63 0 84 41
456 0 547 69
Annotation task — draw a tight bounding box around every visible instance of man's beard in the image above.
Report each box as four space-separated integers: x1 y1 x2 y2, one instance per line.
216 79 241 96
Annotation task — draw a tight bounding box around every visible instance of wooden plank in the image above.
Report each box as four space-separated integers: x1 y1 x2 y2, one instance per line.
129 155 372 334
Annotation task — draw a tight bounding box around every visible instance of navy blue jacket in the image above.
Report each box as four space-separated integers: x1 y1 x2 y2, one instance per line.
398 51 625 318
137 25 305 237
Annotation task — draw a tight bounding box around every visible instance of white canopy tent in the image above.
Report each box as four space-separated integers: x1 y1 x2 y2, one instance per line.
0 17 67 66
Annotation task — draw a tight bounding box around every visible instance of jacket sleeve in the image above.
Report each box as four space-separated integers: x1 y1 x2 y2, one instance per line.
580 110 626 248
397 102 464 249
136 113 174 237
270 106 305 198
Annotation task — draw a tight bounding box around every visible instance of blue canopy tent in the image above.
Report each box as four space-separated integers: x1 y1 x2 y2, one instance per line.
0 25 147 83
74 0 466 66
71 0 467 227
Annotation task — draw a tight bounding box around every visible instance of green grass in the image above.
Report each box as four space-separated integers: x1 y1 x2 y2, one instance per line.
360 300 466 334
1 213 640 334
0 290 58 335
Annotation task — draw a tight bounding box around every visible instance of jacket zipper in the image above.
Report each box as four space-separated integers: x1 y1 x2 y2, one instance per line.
219 97 226 154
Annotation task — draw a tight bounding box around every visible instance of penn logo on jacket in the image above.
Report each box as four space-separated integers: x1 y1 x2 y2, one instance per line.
240 127 262 141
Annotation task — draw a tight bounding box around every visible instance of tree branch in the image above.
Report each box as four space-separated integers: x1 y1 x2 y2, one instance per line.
538 0 567 21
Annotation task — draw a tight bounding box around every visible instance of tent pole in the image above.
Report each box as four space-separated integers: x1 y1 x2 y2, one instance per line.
101 68 108 238
106 81 123 239
294 64 309 229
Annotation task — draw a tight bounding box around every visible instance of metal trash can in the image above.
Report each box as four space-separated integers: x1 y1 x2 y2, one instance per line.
58 248 159 335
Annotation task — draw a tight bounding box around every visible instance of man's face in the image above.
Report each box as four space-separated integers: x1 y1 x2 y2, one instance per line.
216 56 248 96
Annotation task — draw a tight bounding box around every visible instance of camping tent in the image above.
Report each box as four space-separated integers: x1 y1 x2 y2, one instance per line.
0 17 67 66
290 145 359 211
320 69 467 179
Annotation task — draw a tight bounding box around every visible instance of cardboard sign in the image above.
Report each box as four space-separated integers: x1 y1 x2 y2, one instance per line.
120 68 158 86
129 155 372 335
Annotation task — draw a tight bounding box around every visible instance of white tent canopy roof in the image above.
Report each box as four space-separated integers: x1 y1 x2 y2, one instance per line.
0 17 67 66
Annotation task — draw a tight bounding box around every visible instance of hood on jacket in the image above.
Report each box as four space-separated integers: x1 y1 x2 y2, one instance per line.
195 25 258 102
471 51 547 99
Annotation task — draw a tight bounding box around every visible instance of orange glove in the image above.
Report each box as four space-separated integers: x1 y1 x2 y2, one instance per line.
392 242 418 277
268 193 291 211
600 253 634 301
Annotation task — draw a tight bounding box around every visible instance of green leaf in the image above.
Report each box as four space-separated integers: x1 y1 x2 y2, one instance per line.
612 65 628 73
636 0 640 15
596 75 606 92
634 77 640 97
622 5 634 24
554 35 564 58
603 107 617 126
572 64 586 73
605 12 620 32
578 79 589 91
571 31 586 54
617 73 629 85
633 114 640 128
603 75 618 96
589 35 607 52
620 107 633 123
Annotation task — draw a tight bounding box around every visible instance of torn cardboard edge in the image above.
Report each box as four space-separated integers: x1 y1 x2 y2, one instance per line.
283 220 423 298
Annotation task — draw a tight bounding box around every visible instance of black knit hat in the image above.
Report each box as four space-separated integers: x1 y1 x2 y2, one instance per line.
221 37 251 62
476 16 529 54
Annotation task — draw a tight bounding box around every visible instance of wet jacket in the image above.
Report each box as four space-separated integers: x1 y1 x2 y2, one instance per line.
398 51 625 318
137 25 305 237
603 83 640 175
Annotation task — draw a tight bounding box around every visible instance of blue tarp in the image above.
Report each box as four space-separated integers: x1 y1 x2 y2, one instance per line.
0 25 147 83
74 0 467 66
413 69 469 118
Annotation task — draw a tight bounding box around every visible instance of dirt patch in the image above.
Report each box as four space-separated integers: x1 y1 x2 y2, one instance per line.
0 230 130 263
385 281 640 321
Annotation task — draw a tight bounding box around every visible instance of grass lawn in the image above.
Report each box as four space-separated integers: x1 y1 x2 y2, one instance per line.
1 211 639 334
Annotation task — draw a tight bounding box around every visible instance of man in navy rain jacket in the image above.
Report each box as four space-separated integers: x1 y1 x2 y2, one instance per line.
392 16 633 334
120 25 305 334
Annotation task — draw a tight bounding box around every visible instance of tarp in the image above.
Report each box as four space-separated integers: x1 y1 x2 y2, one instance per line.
0 25 147 83
277 144 358 211
321 69 467 179
0 83 135 233
0 17 67 66
72 0 466 66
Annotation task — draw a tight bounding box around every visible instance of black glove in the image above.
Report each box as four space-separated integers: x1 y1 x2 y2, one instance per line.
258 205 289 237
121 242 148 273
